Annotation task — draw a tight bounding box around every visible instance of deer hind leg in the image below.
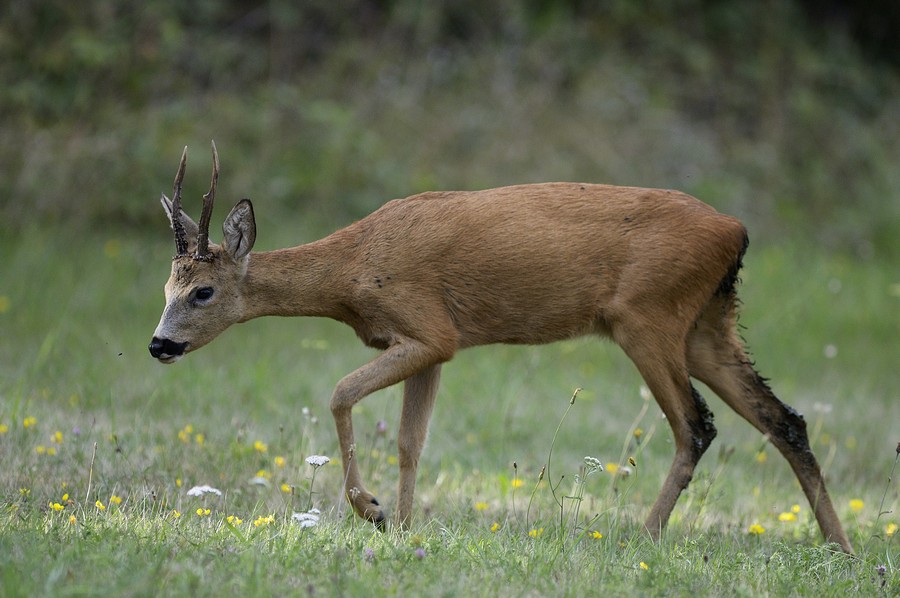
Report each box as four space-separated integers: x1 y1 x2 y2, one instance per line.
617 327 718 540
330 338 452 529
686 295 853 553
396 363 442 529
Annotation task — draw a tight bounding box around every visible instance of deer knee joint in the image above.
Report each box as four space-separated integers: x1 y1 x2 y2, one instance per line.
330 379 360 415
689 386 717 461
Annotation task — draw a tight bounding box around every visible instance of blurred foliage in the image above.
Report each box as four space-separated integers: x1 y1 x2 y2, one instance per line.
0 0 897 257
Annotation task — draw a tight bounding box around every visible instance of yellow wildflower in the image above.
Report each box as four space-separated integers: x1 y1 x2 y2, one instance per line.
61 494 69 502
885 523 897 537
791 504 801 514
23 416 37 429
274 456 286 468
36 445 46 455
95 500 106 511
639 562 649 571
172 510 181 519
47 447 56 456
778 512 797 522
176 478 182 488
591 531 603 539
254 515 275 527
490 522 500 532
528 528 543 538
68 515 76 525
253 440 268 453
227 515 243 525
194 433 205 446
849 499 864 513
49 502 65 511
109 495 122 506
280 484 292 493
633 428 643 439
755 451 767 464
256 469 271 480
387 455 398 465
474 501 489 511
196 508 211 517
511 479 524 489
0 424 8 434
52 430 63 444
605 463 619 474
748 523 766 535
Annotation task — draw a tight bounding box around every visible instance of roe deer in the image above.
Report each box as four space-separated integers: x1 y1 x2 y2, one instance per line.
149 142 852 552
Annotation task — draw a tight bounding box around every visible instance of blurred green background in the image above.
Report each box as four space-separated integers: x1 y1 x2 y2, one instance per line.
1 0 898 257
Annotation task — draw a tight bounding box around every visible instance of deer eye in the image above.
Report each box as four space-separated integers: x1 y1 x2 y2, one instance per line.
194 287 214 302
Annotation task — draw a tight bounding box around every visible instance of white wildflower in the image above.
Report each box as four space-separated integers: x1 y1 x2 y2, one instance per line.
186 485 222 497
305 455 330 467
292 509 321 528
584 456 603 473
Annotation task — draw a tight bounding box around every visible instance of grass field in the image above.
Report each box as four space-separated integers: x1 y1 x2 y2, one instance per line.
0 222 897 596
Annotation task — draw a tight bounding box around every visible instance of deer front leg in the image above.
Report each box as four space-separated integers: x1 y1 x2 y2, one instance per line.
396 363 442 529
330 338 453 528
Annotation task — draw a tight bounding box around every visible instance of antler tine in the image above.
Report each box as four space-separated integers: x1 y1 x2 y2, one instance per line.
195 140 219 259
171 146 189 256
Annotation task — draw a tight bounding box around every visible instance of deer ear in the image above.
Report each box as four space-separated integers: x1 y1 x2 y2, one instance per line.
160 194 200 249
222 199 256 260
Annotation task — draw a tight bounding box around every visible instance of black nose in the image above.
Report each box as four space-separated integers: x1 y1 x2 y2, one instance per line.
149 337 188 359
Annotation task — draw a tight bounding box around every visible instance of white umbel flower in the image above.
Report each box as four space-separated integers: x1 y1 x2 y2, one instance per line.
186 485 222 497
292 508 321 528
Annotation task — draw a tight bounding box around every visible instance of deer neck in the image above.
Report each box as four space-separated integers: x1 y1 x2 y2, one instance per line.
241 237 352 321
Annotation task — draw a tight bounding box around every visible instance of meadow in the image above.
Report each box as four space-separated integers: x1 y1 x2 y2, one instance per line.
0 223 897 596
1 2 898 595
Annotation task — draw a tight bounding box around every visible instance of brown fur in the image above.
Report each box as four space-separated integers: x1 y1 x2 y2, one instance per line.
151 156 852 552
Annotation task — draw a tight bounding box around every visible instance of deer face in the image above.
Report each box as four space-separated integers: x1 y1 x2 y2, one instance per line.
149 143 256 364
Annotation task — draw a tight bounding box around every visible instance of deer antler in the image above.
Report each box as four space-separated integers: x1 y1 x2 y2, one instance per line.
169 146 189 256
195 140 218 260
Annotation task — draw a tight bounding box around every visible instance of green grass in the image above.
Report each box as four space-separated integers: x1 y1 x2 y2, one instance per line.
0 227 898 596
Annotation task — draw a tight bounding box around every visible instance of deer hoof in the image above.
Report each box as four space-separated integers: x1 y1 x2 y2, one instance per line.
368 497 386 531
351 491 385 528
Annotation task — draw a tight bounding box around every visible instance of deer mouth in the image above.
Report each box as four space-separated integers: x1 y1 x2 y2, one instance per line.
149 337 189 363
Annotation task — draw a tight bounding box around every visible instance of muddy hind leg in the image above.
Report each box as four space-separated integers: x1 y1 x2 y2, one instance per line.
687 296 853 552
616 327 718 539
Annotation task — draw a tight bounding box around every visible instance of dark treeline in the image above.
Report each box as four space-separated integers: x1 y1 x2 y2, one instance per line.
1 1 897 257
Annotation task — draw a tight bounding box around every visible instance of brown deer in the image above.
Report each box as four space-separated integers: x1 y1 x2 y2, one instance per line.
149 142 852 553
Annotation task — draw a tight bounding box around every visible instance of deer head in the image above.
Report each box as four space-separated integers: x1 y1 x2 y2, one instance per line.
149 142 257 363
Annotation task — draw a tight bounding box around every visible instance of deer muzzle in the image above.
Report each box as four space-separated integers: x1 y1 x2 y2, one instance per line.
148 337 189 363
